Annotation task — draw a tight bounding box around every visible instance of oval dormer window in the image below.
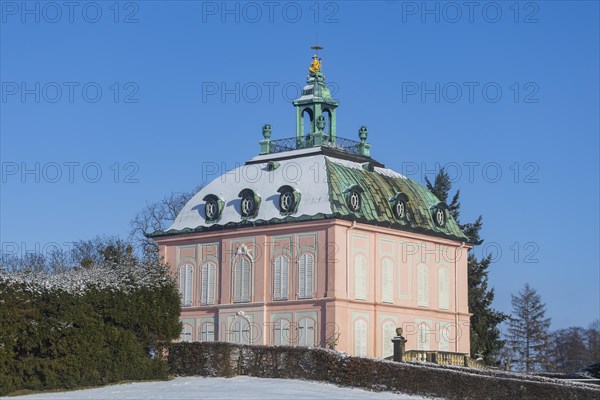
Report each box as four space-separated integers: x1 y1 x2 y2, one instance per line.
349 191 361 212
280 190 295 212
435 207 446 227
238 189 260 219
205 199 218 220
203 194 223 222
394 199 406 220
241 195 255 217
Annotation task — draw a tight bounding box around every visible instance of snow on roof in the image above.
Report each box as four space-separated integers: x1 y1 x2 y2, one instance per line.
168 154 332 231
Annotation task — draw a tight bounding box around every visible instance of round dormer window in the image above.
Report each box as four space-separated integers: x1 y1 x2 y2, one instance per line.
435 207 446 227
241 195 255 217
394 199 406 220
205 199 218 220
280 190 295 212
349 191 361 212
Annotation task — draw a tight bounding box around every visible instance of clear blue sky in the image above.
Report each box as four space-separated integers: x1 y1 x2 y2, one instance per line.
1 1 598 331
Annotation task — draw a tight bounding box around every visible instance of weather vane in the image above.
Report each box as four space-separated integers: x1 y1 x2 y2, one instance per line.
309 45 323 73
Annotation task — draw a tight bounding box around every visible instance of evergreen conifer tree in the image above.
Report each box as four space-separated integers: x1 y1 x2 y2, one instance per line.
426 169 507 364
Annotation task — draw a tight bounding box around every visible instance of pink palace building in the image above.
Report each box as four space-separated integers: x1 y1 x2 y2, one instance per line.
151 55 473 358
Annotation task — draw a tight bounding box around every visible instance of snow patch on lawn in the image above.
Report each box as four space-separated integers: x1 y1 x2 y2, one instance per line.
4 376 442 400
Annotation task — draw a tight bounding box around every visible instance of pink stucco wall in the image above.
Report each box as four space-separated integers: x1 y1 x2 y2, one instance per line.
155 218 471 357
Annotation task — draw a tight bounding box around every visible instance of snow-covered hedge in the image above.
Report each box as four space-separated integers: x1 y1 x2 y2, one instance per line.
0 266 181 395
169 342 600 400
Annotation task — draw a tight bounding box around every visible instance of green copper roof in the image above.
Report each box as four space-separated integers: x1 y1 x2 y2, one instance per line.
325 158 468 241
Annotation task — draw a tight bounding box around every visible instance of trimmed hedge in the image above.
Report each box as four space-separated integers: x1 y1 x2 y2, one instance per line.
169 342 600 400
0 267 181 395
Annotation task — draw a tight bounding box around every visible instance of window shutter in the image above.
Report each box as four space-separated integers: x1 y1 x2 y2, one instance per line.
185 265 193 306
438 268 449 310
201 264 209 305
418 265 429 307
242 257 251 302
179 265 185 303
274 257 282 300
271 319 290 345
418 323 430 350
354 319 367 357
305 254 313 298
281 256 289 300
382 258 393 303
207 263 215 304
298 318 316 347
383 321 395 358
439 323 450 351
233 259 241 302
298 254 306 298
355 254 367 300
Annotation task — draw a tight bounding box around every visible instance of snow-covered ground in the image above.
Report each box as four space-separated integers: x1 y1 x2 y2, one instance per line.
5 376 440 399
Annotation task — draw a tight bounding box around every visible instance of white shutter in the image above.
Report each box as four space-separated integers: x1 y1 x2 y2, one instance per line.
382 258 393 303
274 257 282 300
418 265 429 307
355 254 367 300
242 257 251 302
382 321 395 358
305 254 313 298
179 265 185 303
281 257 289 300
298 318 316 347
438 268 449 310
233 259 242 302
298 254 306 298
418 323 430 351
438 323 450 351
279 319 290 345
207 263 215 304
184 265 193 306
201 264 209 305
354 319 367 357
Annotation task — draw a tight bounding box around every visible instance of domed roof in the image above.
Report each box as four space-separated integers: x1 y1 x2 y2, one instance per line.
153 147 467 242
151 52 467 242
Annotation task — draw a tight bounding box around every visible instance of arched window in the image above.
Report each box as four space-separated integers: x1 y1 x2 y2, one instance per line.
201 262 216 305
179 264 193 307
273 255 289 300
418 322 431 351
303 108 313 136
298 317 316 347
354 319 368 357
438 268 449 310
417 264 429 307
180 324 192 342
233 256 251 303
272 318 291 346
354 253 367 300
382 320 396 358
298 253 314 299
381 258 393 303
200 322 215 342
230 317 250 345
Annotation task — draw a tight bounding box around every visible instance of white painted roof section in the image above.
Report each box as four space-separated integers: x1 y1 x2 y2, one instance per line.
168 154 332 231
248 147 322 163
325 157 407 179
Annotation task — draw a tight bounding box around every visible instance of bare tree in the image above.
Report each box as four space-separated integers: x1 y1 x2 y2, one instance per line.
129 185 203 260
